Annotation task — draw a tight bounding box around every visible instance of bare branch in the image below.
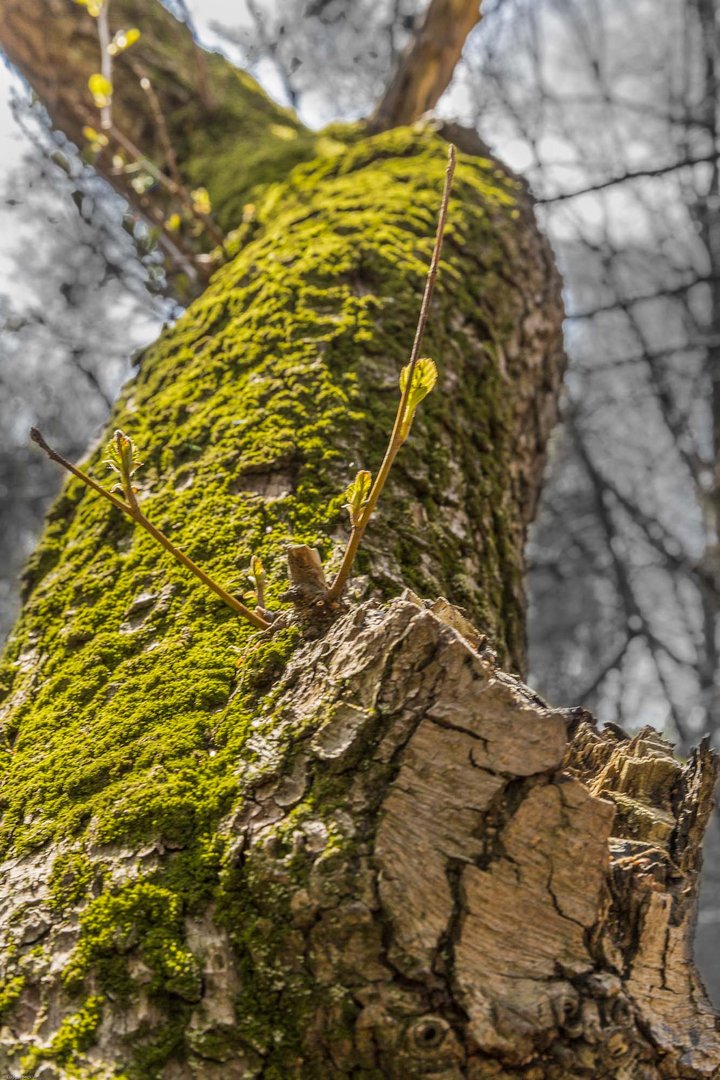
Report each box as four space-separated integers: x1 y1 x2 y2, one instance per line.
566 272 720 319
537 152 719 204
576 634 636 703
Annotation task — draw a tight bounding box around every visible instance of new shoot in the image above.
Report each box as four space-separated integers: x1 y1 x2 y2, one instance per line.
30 427 270 631
326 143 456 602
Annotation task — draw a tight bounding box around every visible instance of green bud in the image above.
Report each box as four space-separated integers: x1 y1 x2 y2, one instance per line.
249 555 266 585
88 73 113 109
398 357 437 440
103 430 143 484
344 469 372 526
248 554 266 607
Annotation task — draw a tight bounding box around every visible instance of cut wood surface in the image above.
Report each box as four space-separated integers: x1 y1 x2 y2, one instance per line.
0 598 716 1076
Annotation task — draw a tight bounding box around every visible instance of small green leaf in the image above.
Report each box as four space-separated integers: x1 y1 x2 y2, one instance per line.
82 126 109 153
344 469 372 526
130 172 155 195
88 73 113 109
190 187 212 216
103 430 143 485
398 357 437 440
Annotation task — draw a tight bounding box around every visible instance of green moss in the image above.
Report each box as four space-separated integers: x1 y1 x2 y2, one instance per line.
123 1017 188 1080
0 974 24 1019
22 994 104 1070
49 850 98 912
64 881 201 1003
50 994 104 1061
0 124 535 1075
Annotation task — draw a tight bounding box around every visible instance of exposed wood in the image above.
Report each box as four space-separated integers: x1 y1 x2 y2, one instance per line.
0 599 716 1075
369 0 482 132
1 3 716 1075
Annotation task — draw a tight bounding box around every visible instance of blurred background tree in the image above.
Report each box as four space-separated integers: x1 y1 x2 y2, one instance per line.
0 0 718 999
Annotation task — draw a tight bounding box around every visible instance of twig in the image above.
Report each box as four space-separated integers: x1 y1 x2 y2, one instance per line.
327 144 456 602
536 152 719 204
30 428 269 630
131 62 182 185
97 0 113 131
106 121 226 247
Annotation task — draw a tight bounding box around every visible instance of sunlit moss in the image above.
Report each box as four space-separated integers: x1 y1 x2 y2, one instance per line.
0 123 525 1074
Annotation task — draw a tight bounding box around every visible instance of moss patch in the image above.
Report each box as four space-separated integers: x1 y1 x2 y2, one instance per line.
0 124 533 1075
0 974 25 1020
49 850 99 913
0 126 522 862
64 882 201 1003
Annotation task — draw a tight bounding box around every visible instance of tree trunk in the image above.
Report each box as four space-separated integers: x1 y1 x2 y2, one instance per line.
0 3 717 1078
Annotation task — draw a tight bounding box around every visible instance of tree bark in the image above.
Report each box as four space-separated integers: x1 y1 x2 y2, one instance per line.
0 3 717 1078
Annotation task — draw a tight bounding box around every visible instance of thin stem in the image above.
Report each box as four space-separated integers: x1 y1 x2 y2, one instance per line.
131 510 268 628
107 122 226 247
327 144 456 602
97 0 113 132
30 429 269 630
31 427 132 516
132 63 182 185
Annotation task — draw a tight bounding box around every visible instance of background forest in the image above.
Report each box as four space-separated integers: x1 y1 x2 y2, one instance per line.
1 0 718 1001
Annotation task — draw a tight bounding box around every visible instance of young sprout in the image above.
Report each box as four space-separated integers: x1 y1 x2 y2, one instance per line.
30 428 270 631
30 147 456 631
327 143 456 602
344 470 372 526
248 554 267 611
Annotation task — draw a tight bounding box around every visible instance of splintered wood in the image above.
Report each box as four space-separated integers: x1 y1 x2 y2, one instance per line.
0 598 717 1077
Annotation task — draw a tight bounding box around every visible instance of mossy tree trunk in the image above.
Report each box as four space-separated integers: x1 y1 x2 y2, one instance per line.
0 3 717 1078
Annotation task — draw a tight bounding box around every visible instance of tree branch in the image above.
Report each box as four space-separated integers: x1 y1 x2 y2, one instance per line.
566 272 720 319
368 0 481 132
537 153 719 204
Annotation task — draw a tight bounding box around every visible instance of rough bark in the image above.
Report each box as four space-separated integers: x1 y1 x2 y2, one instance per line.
0 2 716 1078
0 599 717 1077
